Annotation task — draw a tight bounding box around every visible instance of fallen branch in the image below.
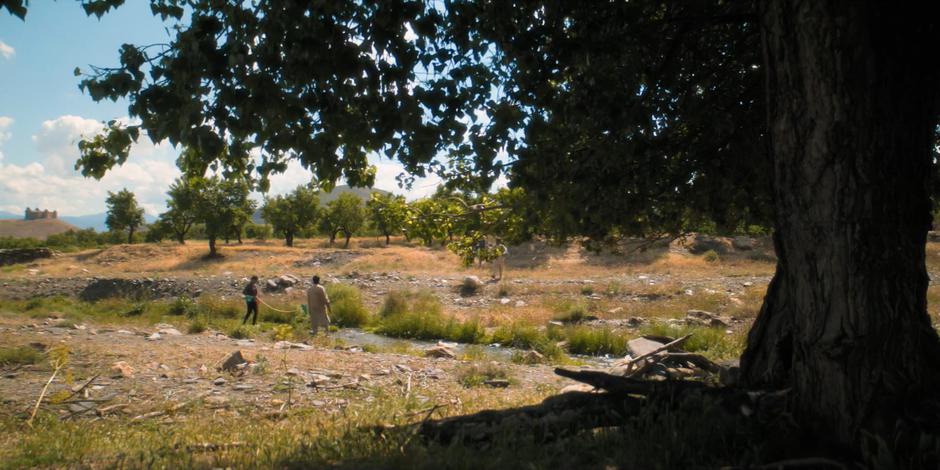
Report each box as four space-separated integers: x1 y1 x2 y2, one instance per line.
555 368 707 396
27 363 63 427
664 352 721 373
627 334 691 365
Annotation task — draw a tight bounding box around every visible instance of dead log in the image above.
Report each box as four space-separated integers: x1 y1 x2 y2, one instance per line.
554 368 707 396
664 352 722 373
420 391 644 444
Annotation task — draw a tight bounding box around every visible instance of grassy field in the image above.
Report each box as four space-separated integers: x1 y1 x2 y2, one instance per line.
3 236 933 467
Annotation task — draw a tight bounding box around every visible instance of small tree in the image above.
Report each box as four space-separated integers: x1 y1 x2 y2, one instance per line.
261 185 320 247
366 192 407 245
322 193 365 248
193 176 253 257
159 177 198 244
105 188 145 244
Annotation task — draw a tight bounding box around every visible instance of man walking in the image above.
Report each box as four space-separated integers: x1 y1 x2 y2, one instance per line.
491 239 508 281
306 275 332 335
242 275 260 325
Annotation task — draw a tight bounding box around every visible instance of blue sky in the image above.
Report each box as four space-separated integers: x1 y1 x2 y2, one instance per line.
0 3 442 216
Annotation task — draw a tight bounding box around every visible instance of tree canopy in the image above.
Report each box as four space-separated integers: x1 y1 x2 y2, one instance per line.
104 188 145 244
321 193 366 248
261 185 321 247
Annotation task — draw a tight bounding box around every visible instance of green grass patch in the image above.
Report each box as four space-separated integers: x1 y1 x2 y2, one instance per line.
0 346 42 367
551 298 588 323
639 323 745 360
564 326 629 356
187 316 208 334
374 290 485 344
456 362 511 387
228 324 253 339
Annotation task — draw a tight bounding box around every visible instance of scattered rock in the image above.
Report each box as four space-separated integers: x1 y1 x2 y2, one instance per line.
499 298 511 305
520 350 545 364
213 377 227 386
205 395 229 407
274 341 312 351
608 307 624 315
460 276 483 295
425 345 457 359
514 300 526 308
626 337 666 357
686 310 730 328
560 383 596 394
731 236 757 251
394 364 413 373
146 333 162 341
286 368 302 377
0 248 56 266
219 350 249 372
110 361 134 378
685 234 731 254
158 327 182 336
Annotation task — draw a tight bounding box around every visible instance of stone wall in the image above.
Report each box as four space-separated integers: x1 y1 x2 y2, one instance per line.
24 208 58 220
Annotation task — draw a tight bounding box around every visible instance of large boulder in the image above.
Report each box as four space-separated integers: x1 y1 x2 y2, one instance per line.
219 350 249 372
425 345 457 359
731 236 757 251
687 234 731 254
460 276 484 296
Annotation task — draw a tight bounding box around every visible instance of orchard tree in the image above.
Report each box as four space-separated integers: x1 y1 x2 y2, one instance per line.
261 185 320 247
158 177 198 244
14 0 940 457
105 188 145 244
192 176 253 257
366 192 408 245
321 193 365 248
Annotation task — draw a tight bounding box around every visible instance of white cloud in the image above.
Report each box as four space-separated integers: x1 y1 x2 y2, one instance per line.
0 115 180 216
32 115 104 175
0 40 13 60
0 116 11 161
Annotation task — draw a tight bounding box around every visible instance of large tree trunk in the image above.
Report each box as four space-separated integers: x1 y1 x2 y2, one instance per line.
285 232 294 247
742 0 940 447
208 236 218 257
176 231 186 244
127 228 134 245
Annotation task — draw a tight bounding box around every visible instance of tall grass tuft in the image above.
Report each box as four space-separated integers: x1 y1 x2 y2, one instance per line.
565 326 629 356
326 284 371 327
375 290 484 343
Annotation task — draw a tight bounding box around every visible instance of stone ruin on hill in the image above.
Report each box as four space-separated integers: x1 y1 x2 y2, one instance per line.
24 207 57 220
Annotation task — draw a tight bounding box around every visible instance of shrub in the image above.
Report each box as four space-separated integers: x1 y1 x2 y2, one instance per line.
196 296 242 319
168 296 196 316
552 300 588 323
0 346 42 366
580 286 595 295
564 326 629 356
187 317 207 334
122 303 147 317
702 250 720 263
326 284 370 327
228 324 253 339
379 290 411 317
497 285 511 298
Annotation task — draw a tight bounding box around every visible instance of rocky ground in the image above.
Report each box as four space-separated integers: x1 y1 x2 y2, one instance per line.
0 315 568 423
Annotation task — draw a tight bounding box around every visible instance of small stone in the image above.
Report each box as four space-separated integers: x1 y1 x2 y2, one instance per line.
158 328 182 336
499 298 510 305
146 332 161 341
394 364 413 373
424 345 457 359
286 368 302 377
484 379 510 388
110 361 134 378
514 300 526 308
608 307 624 315
213 377 227 386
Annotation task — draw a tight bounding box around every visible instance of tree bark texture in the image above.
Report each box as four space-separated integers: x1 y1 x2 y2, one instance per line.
208 236 217 257
742 0 940 446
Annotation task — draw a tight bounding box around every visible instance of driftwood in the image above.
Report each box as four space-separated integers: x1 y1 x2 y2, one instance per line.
420 391 645 444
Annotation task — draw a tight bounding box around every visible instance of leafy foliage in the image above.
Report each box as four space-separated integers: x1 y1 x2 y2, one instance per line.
261 185 320 247
320 193 365 248
366 192 408 245
158 177 199 244
105 188 145 244
191 176 255 256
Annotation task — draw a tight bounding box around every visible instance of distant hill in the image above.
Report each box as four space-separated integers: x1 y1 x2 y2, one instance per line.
0 211 157 232
0 219 79 240
252 185 393 224
57 212 157 232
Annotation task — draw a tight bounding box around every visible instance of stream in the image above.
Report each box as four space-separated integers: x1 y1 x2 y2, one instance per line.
331 328 614 368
